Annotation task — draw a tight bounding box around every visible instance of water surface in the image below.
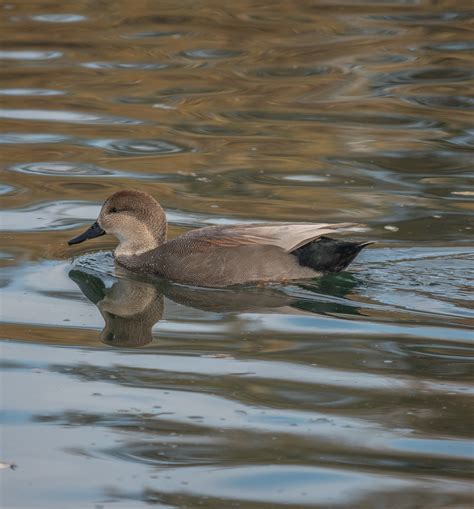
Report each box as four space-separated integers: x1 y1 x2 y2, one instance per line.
1 1 473 508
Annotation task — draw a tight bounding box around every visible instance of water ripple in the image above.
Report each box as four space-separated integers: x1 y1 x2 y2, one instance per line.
86 138 190 156
125 30 183 39
81 61 171 70
0 201 99 232
181 48 242 59
0 133 190 155
0 88 65 96
0 133 72 144
0 184 16 195
372 68 474 89
133 464 471 506
429 41 474 52
10 162 123 178
8 161 164 180
0 108 142 125
445 128 474 149
30 14 87 23
224 110 442 129
371 12 472 22
402 95 474 110
253 65 337 78
0 50 63 60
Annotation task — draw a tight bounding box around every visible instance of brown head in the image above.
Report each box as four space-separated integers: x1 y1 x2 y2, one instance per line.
68 190 167 256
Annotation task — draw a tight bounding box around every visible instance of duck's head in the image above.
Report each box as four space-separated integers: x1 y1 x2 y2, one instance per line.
68 190 167 256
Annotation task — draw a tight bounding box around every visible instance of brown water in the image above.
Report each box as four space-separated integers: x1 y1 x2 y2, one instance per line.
1 1 473 508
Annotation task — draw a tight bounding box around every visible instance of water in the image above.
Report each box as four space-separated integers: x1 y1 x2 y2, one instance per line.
1 1 473 507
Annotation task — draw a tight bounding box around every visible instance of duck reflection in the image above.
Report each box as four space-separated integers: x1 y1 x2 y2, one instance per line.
69 270 164 347
69 268 361 347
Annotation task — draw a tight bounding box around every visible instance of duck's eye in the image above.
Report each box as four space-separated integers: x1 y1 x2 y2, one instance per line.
110 207 118 213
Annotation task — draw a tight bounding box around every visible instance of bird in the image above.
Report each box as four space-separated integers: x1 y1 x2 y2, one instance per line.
68 189 372 288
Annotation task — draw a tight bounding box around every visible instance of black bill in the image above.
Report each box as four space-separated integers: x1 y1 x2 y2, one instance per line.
68 221 106 245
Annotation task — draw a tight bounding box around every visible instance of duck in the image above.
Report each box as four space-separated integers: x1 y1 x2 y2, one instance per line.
68 190 372 288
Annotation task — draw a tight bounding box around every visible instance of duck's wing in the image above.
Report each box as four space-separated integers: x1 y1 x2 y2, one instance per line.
178 222 363 252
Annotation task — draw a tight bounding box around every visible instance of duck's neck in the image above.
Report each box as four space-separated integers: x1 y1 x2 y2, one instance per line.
114 221 167 258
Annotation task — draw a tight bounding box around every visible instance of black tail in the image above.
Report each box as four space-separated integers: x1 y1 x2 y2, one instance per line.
292 236 373 272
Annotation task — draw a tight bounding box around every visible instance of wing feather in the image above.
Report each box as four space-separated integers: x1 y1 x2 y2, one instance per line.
179 223 363 252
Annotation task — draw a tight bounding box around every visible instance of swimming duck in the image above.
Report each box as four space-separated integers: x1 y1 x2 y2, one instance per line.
68 190 372 287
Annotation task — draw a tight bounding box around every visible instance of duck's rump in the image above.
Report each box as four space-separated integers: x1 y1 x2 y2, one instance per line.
292 236 373 273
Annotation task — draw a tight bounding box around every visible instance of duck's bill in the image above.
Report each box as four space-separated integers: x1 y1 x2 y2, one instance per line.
68 221 106 245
